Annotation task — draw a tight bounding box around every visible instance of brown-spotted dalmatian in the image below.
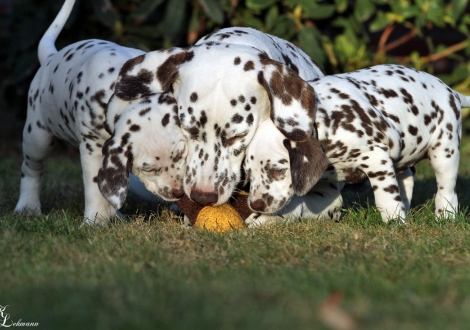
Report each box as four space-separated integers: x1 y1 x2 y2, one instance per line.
245 64 470 224
15 0 187 224
243 119 342 227
112 27 325 207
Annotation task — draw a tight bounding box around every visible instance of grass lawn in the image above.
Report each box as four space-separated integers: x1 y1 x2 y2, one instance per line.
2 119 470 330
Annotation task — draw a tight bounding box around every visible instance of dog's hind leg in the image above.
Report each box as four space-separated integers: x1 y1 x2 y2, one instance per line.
15 119 55 215
428 136 460 219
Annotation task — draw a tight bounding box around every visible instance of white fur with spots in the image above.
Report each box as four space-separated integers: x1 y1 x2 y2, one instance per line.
113 27 326 207
15 0 186 224
245 65 469 223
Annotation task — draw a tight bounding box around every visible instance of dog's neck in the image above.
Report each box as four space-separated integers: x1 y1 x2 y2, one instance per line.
103 93 131 135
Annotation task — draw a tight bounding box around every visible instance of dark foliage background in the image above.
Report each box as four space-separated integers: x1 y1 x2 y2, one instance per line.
1 0 470 120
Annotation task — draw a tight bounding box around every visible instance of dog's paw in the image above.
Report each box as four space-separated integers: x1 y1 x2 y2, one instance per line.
14 205 42 216
245 213 284 228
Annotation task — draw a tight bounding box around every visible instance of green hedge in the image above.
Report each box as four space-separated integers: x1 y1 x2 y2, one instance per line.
1 0 469 116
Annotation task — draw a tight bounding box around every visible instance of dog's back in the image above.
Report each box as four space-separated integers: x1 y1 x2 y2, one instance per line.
311 64 462 173
29 40 143 145
196 27 324 81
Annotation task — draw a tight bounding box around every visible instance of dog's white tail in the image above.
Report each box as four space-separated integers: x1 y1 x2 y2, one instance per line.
37 0 76 65
456 92 470 108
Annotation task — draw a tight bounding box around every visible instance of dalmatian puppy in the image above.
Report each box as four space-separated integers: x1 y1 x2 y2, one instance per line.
244 119 342 227
15 0 187 224
244 64 470 223
112 27 327 208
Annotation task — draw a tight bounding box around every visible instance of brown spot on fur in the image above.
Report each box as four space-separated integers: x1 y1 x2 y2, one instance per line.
162 113 170 127
244 61 255 71
156 50 194 91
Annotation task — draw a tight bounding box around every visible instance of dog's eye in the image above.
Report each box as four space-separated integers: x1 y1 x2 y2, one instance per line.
142 167 162 175
269 168 287 179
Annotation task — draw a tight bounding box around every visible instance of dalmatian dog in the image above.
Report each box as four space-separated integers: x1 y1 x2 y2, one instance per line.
112 27 325 208
15 0 187 224
243 119 342 227
244 64 470 223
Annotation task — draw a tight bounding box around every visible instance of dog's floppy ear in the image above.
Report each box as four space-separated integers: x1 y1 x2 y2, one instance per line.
114 48 193 101
283 137 329 195
97 135 134 210
258 54 317 142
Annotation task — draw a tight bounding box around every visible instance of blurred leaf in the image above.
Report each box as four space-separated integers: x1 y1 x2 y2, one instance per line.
332 16 363 36
198 0 224 24
458 14 470 35
246 0 278 10
409 51 423 70
414 11 426 29
425 0 446 27
187 8 200 44
130 0 166 23
334 0 349 13
90 0 121 28
319 35 338 69
401 4 420 19
354 0 375 21
300 1 336 20
163 0 187 40
269 17 296 39
371 0 389 4
369 11 390 32
333 34 359 64
233 9 264 30
450 0 468 23
188 7 200 32
390 0 406 13
298 26 326 67
265 6 279 31
444 62 470 85
453 0 469 21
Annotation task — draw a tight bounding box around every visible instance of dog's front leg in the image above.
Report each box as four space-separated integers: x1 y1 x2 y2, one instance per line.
245 213 284 228
396 167 415 211
79 144 117 225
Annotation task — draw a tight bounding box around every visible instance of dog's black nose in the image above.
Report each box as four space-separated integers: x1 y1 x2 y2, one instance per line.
190 189 218 206
250 199 266 212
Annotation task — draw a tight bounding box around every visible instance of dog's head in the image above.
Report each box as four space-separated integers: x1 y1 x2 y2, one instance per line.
244 119 329 213
113 43 319 206
97 92 187 210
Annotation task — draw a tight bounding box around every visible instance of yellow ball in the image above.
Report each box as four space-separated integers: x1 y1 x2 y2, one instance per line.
194 203 245 232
